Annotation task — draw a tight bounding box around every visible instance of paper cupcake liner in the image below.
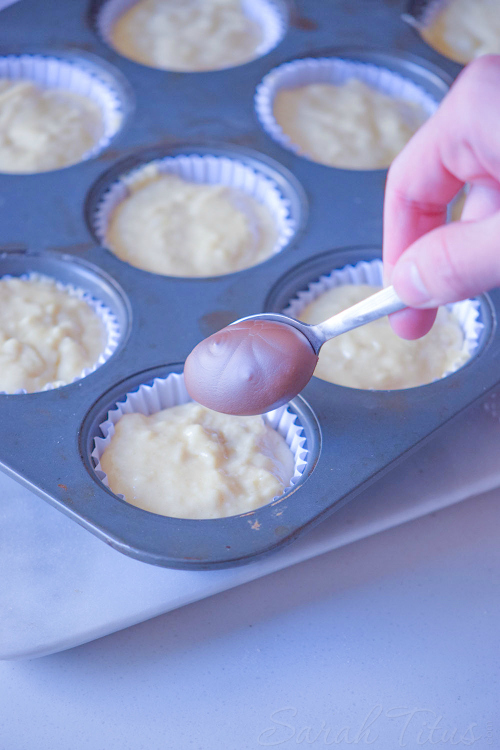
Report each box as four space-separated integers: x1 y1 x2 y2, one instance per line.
92 153 297 258
0 54 125 164
91 371 308 509
96 0 286 67
283 258 483 380
0 272 120 395
241 0 287 58
255 57 440 159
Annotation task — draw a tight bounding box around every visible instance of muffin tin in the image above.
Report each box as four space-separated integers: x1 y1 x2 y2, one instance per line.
1 0 499 570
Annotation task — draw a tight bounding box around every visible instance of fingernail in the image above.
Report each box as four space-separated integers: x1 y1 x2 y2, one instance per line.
394 261 438 308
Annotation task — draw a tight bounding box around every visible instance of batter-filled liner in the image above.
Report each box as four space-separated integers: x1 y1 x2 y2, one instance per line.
91 371 309 518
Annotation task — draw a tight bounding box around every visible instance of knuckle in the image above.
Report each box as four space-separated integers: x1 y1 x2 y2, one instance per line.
391 185 447 217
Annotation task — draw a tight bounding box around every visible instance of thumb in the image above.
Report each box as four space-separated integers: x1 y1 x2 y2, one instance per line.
391 211 500 307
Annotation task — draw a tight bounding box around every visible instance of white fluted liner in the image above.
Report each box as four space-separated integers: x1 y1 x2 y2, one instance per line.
255 57 440 158
283 258 483 381
92 372 308 508
241 0 287 57
0 55 125 163
0 272 120 395
92 153 297 257
97 0 286 66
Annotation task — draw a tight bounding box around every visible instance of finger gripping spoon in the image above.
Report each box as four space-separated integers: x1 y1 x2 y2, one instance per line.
184 285 406 415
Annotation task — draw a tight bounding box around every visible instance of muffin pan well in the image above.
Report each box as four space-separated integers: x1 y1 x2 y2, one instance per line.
1 0 499 569
278 256 483 389
0 51 132 172
93 0 289 72
85 145 307 275
254 49 447 168
404 0 500 66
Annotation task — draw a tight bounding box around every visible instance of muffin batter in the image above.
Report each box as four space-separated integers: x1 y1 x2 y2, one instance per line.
421 0 500 64
105 172 278 277
0 80 104 173
100 402 295 518
273 79 429 169
110 0 263 72
0 275 106 393
298 284 469 389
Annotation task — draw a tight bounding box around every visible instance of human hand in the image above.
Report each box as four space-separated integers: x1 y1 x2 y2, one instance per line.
383 54 500 339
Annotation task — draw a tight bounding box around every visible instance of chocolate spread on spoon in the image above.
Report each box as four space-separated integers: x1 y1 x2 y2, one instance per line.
184 319 318 416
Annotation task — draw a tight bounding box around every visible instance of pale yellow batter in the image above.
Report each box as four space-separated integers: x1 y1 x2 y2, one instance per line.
0 80 104 174
100 402 295 519
110 0 263 72
0 275 106 393
273 79 429 169
421 0 500 64
298 284 469 389
105 172 278 277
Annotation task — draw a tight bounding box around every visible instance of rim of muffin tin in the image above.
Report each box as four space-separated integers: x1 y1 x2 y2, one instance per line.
0 50 134 173
254 47 453 169
88 0 289 72
264 245 495 390
84 143 308 278
0 249 131 395
77 362 322 565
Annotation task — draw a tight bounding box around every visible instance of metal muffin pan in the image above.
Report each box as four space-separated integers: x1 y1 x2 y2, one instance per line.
0 0 497 570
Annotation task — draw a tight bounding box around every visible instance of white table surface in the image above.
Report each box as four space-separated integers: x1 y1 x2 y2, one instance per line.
0 488 498 750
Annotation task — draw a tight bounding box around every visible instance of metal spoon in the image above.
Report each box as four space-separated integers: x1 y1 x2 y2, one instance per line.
184 285 407 415
235 284 406 355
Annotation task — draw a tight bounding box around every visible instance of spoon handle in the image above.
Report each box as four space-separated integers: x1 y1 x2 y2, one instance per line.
312 285 407 344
